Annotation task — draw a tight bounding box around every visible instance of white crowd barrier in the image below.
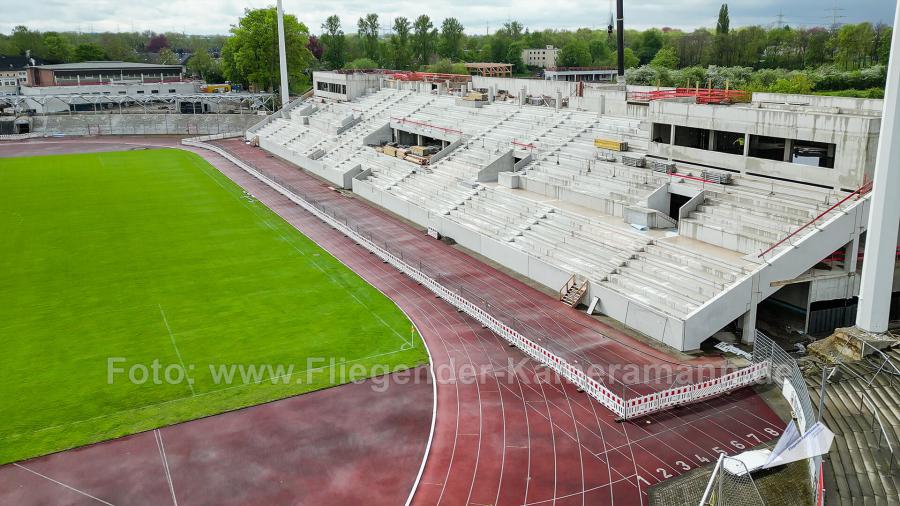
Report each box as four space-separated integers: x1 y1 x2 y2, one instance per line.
183 138 773 420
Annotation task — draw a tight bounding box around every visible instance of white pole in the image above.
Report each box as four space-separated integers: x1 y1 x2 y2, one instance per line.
857 0 900 333
276 0 290 108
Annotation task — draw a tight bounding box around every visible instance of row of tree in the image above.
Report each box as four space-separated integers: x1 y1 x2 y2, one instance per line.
0 26 227 64
0 4 891 95
310 10 891 75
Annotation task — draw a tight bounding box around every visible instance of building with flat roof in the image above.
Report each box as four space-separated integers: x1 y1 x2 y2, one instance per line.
543 67 618 82
26 61 184 87
522 45 559 69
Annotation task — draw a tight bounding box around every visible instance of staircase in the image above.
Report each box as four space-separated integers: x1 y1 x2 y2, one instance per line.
559 274 589 307
805 345 900 505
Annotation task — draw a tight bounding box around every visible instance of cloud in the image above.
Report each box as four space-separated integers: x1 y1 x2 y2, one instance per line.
0 0 894 35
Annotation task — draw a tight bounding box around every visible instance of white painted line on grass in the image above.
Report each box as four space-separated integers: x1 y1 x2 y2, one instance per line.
158 304 196 396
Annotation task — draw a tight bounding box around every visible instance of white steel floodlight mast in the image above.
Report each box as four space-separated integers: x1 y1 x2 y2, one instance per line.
856 0 900 334
276 0 290 108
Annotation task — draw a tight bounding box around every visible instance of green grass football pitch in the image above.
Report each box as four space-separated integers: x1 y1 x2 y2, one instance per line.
0 148 428 464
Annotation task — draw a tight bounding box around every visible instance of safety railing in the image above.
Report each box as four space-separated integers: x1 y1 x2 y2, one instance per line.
184 137 774 421
628 88 750 104
698 453 765 506
757 180 873 259
752 330 823 505
860 392 897 473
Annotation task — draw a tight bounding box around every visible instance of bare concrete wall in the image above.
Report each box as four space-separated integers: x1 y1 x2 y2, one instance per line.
29 113 264 136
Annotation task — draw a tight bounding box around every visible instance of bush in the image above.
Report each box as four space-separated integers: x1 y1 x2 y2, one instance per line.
425 58 467 75
626 65 672 86
344 57 379 70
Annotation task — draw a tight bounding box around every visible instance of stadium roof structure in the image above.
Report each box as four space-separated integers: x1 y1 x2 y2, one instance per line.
31 61 184 71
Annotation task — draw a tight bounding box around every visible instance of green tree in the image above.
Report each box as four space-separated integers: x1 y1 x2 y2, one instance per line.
321 15 346 70
650 46 679 69
623 47 640 68
389 17 412 69
10 25 45 57
187 49 214 79
221 7 313 93
557 39 592 67
357 13 380 62
73 43 107 62
639 29 664 63
42 32 72 63
412 15 437 66
100 33 136 61
438 18 465 60
158 47 179 65
589 38 613 66
716 4 730 35
833 23 876 70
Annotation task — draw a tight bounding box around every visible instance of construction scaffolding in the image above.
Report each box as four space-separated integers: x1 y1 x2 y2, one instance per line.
464 63 513 77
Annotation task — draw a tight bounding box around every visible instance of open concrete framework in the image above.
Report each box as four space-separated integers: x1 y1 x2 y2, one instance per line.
251 74 891 351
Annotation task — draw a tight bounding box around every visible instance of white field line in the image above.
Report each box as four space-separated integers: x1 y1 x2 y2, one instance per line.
158 305 195 396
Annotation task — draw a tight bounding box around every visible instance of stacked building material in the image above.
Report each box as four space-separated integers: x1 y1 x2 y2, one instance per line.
647 159 676 174
621 154 646 168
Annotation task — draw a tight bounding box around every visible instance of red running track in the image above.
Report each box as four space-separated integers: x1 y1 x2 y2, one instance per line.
0 137 787 505
210 138 787 505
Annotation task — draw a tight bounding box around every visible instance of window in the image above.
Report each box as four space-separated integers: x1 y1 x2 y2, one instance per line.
674 126 709 150
792 140 835 168
136 90 145 94
168 89 176 93
118 91 126 95
652 123 671 144
713 131 745 155
151 89 159 94
748 135 786 161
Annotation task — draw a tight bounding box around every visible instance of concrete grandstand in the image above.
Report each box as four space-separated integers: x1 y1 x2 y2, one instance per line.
247 72 882 352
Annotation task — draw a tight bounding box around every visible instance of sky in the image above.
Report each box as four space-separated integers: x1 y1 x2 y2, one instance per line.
0 0 895 36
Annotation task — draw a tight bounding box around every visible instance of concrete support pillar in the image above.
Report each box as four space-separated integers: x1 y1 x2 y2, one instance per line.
417 134 423 146
743 133 750 157
275 0 290 108
741 303 758 344
857 1 900 333
845 235 861 274
708 129 716 151
520 87 527 106
555 91 561 111
742 276 761 344
783 138 793 162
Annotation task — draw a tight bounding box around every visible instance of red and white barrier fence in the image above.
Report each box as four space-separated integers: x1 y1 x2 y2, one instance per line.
185 138 772 420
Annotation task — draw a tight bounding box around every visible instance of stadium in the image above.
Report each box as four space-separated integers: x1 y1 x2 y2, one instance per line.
1 3 899 506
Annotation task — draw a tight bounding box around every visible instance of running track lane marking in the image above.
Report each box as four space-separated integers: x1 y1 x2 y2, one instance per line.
12 464 115 506
154 429 179 506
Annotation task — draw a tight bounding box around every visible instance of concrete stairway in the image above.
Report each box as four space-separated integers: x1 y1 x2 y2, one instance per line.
806 349 900 505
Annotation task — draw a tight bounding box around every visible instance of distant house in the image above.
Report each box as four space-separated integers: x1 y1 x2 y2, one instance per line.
0 55 41 92
521 46 560 69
